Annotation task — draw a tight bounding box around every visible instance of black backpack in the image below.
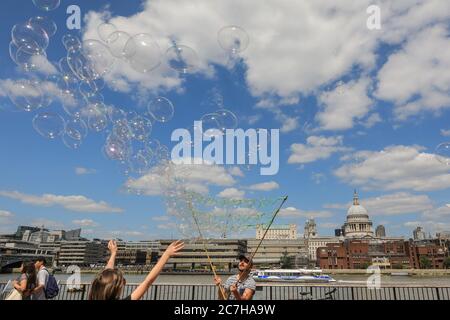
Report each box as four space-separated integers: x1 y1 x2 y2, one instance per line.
44 269 59 299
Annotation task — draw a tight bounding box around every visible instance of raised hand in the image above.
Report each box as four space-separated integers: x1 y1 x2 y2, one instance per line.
164 240 185 257
108 240 118 255
214 275 222 286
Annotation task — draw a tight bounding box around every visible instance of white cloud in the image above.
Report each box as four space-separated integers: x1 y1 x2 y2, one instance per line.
111 230 144 237
279 207 333 219
334 145 450 191
288 135 351 164
325 192 434 216
247 181 279 192
316 78 374 131
218 188 246 199
376 25 450 120
157 223 179 230
362 113 382 128
0 190 123 213
72 219 98 227
30 219 64 229
152 215 171 222
441 129 450 137
0 210 13 218
228 167 244 177
75 167 97 175
125 161 236 196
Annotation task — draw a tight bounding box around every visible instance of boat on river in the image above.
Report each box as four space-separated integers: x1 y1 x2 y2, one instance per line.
251 269 336 283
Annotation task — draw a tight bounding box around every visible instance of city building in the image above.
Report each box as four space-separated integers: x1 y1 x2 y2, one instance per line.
116 249 147 266
15 226 43 240
304 219 317 239
307 236 340 263
158 239 247 271
343 191 373 238
413 227 426 240
246 239 308 268
58 241 107 266
317 238 449 269
256 224 297 240
375 225 386 237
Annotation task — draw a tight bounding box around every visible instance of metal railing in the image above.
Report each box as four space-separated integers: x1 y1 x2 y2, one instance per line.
2 282 449 300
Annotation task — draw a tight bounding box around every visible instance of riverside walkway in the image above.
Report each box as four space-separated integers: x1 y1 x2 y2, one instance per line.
2 282 450 300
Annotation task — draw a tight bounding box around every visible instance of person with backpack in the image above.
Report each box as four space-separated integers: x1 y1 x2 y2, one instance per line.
31 257 59 300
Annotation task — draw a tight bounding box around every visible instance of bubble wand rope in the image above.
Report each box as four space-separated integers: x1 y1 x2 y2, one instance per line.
227 195 288 299
184 191 227 299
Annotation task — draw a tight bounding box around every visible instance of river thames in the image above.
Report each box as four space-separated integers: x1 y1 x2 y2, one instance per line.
1 273 450 286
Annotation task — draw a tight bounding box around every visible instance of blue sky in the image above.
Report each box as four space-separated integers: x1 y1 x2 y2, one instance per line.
0 0 449 240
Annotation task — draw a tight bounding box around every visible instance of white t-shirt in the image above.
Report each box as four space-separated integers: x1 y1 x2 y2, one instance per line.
33 267 49 300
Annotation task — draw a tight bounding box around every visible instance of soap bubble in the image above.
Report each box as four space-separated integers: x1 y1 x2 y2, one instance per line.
216 109 238 131
59 57 79 88
79 79 104 97
32 112 65 139
124 34 161 73
15 44 47 72
8 80 43 112
29 16 57 37
148 97 174 123
12 22 49 54
81 39 115 80
97 23 117 43
32 0 61 11
129 115 153 141
62 34 81 51
61 90 87 118
166 44 199 74
127 143 154 174
112 118 133 141
218 25 250 54
84 92 105 106
62 132 83 149
435 142 450 166
107 31 132 59
65 117 88 140
87 103 109 132
29 78 52 108
108 107 127 124
200 113 223 138
103 134 130 161
9 41 19 64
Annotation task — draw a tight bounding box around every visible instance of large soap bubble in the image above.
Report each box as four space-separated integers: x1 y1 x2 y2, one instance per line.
435 142 450 166
62 34 81 51
128 115 153 141
15 43 47 72
200 113 223 138
81 40 115 80
218 25 250 54
32 112 65 139
12 22 49 54
165 44 199 74
8 80 43 112
32 0 61 11
65 117 88 141
62 132 83 149
124 34 161 73
97 22 117 43
147 97 174 123
29 16 57 37
103 134 130 162
107 31 132 59
216 109 238 131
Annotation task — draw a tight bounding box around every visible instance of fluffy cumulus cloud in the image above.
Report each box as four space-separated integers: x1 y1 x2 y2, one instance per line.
376 25 450 120
316 78 374 131
279 207 333 219
288 135 351 164
125 160 236 196
334 145 450 191
325 192 434 216
247 181 279 192
72 219 98 227
218 188 246 199
0 190 123 213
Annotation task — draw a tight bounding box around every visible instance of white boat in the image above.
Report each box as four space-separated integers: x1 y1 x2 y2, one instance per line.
251 269 336 283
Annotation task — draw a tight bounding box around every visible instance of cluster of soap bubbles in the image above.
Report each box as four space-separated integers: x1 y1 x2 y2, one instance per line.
157 163 283 239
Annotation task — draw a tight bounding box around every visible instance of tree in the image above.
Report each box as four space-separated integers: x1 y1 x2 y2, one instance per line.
443 257 450 269
419 256 432 269
280 250 293 269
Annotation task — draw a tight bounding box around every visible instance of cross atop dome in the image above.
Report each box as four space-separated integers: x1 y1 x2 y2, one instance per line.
353 189 359 206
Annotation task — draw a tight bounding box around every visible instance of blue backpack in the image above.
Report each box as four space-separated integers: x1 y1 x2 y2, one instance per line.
44 270 60 299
